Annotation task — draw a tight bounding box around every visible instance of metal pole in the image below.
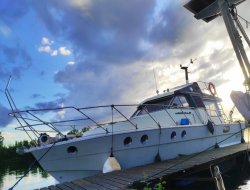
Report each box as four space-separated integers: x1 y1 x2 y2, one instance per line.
234 15 250 48
218 0 249 83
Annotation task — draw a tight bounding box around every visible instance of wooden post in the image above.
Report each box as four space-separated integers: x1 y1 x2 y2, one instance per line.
210 165 225 190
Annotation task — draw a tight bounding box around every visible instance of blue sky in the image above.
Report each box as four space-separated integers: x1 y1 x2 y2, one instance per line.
0 0 250 144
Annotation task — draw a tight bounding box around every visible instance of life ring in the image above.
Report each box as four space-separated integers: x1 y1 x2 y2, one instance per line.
208 82 216 96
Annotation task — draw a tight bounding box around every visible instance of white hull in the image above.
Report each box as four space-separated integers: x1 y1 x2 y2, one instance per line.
31 123 244 182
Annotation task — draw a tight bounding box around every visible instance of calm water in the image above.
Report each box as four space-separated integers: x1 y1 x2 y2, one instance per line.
0 162 57 190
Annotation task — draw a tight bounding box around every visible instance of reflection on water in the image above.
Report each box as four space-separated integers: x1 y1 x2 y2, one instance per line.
0 160 57 190
1 128 250 190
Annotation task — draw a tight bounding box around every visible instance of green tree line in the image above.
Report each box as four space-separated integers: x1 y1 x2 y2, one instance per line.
0 132 34 163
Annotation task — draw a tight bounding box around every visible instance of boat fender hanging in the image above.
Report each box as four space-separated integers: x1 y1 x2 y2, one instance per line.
208 82 216 96
103 154 121 173
207 120 214 134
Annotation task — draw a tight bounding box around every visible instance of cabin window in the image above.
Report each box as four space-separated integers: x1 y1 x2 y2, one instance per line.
124 137 132 146
171 96 189 108
67 146 78 154
204 100 219 117
140 134 149 144
181 130 187 138
192 95 205 107
132 96 173 117
171 131 176 139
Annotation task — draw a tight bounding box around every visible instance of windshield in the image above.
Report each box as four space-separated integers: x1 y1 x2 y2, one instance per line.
131 96 173 117
131 95 191 117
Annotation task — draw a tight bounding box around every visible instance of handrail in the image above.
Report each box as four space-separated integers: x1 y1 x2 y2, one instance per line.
76 108 109 133
142 106 161 129
7 100 232 143
112 105 138 129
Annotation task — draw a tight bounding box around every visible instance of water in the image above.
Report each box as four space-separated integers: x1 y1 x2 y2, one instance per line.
0 162 57 190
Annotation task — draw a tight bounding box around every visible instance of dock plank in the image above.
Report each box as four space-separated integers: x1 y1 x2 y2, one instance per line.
63 182 86 190
47 186 60 190
38 143 250 190
85 177 123 189
73 179 105 190
56 184 73 190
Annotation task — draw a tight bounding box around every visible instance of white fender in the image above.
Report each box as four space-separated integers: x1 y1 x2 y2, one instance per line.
102 156 121 173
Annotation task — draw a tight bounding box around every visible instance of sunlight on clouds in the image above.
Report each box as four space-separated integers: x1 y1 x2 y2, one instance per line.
66 0 92 11
67 61 76 65
38 45 52 53
58 46 71 56
51 50 58 56
57 103 66 119
41 37 54 45
38 37 71 57
202 40 224 57
217 65 245 118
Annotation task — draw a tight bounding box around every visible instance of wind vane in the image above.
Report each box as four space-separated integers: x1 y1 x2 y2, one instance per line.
184 0 250 90
180 58 196 84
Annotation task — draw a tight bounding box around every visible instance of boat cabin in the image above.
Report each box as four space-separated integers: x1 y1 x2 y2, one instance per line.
132 82 224 122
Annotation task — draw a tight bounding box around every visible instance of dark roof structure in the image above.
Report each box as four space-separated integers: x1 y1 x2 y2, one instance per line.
184 0 245 22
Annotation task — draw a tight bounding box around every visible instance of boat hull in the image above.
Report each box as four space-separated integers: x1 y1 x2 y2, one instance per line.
31 123 244 182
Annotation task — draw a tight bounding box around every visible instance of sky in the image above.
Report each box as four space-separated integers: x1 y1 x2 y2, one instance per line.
0 0 250 144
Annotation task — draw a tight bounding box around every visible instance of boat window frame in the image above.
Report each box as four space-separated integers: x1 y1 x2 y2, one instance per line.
67 146 78 154
132 95 174 117
124 137 132 146
170 95 189 108
203 99 221 117
140 134 149 144
171 131 177 139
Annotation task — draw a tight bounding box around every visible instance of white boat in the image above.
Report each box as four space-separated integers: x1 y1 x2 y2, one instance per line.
6 81 246 182
5 0 250 184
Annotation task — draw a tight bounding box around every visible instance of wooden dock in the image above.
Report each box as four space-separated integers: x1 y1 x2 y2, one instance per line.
37 143 250 190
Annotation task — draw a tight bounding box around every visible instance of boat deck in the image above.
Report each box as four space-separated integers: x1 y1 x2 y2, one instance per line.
37 143 250 190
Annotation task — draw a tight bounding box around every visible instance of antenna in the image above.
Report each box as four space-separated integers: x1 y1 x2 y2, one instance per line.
180 59 196 84
184 0 250 90
153 69 159 95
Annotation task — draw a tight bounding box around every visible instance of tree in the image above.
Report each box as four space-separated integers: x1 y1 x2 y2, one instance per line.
0 132 4 147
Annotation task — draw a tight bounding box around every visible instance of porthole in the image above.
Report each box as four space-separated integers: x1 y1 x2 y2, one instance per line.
140 134 148 144
67 146 78 154
181 130 187 138
40 135 48 143
171 131 176 139
124 137 132 146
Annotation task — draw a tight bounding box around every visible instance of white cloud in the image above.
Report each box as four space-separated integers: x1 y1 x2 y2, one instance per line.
38 38 72 57
67 61 76 65
38 45 58 56
58 46 71 56
57 103 66 119
38 45 51 53
41 37 53 45
66 0 92 11
51 50 58 56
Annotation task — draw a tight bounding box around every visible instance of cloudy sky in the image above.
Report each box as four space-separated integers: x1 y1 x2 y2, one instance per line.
0 0 250 144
